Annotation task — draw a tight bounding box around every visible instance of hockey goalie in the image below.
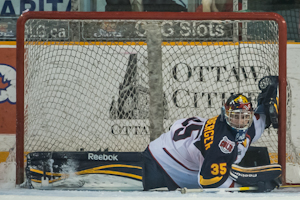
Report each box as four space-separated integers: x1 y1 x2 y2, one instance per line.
25 76 281 192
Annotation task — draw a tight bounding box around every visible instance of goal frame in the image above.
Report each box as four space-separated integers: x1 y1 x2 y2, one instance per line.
16 11 287 186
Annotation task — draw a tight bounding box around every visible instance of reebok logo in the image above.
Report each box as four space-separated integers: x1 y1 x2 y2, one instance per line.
88 153 118 161
233 171 257 178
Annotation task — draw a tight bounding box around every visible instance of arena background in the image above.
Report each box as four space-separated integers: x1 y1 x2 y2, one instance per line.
0 0 300 188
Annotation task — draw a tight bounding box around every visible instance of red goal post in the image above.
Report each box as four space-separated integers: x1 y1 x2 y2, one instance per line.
16 11 289 186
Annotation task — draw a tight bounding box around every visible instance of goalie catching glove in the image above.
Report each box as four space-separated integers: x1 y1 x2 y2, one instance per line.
230 164 282 192
256 76 279 129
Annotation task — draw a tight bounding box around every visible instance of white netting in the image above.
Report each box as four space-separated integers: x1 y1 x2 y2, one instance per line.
10 18 298 184
0 148 16 188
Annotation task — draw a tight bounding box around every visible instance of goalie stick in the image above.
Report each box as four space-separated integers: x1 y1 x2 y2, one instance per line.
180 186 258 194
180 184 300 194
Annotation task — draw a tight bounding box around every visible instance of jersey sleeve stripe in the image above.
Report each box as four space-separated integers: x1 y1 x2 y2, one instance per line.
199 175 223 186
163 148 198 172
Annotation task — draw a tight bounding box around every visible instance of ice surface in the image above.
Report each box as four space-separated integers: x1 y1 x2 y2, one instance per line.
1 188 300 200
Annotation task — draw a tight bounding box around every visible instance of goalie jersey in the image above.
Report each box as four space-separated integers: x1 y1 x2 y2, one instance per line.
148 114 266 189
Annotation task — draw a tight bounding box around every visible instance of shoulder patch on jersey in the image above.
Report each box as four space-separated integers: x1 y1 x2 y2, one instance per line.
219 136 235 154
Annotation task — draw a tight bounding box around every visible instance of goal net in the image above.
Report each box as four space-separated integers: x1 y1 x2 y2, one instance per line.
12 11 299 186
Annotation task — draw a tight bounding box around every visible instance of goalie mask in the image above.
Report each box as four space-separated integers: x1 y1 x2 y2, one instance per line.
224 94 254 143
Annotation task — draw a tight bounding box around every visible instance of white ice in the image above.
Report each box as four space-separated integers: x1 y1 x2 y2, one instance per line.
1 187 300 200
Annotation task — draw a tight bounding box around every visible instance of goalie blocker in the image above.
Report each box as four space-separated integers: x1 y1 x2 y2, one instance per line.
24 147 281 192
230 164 282 192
